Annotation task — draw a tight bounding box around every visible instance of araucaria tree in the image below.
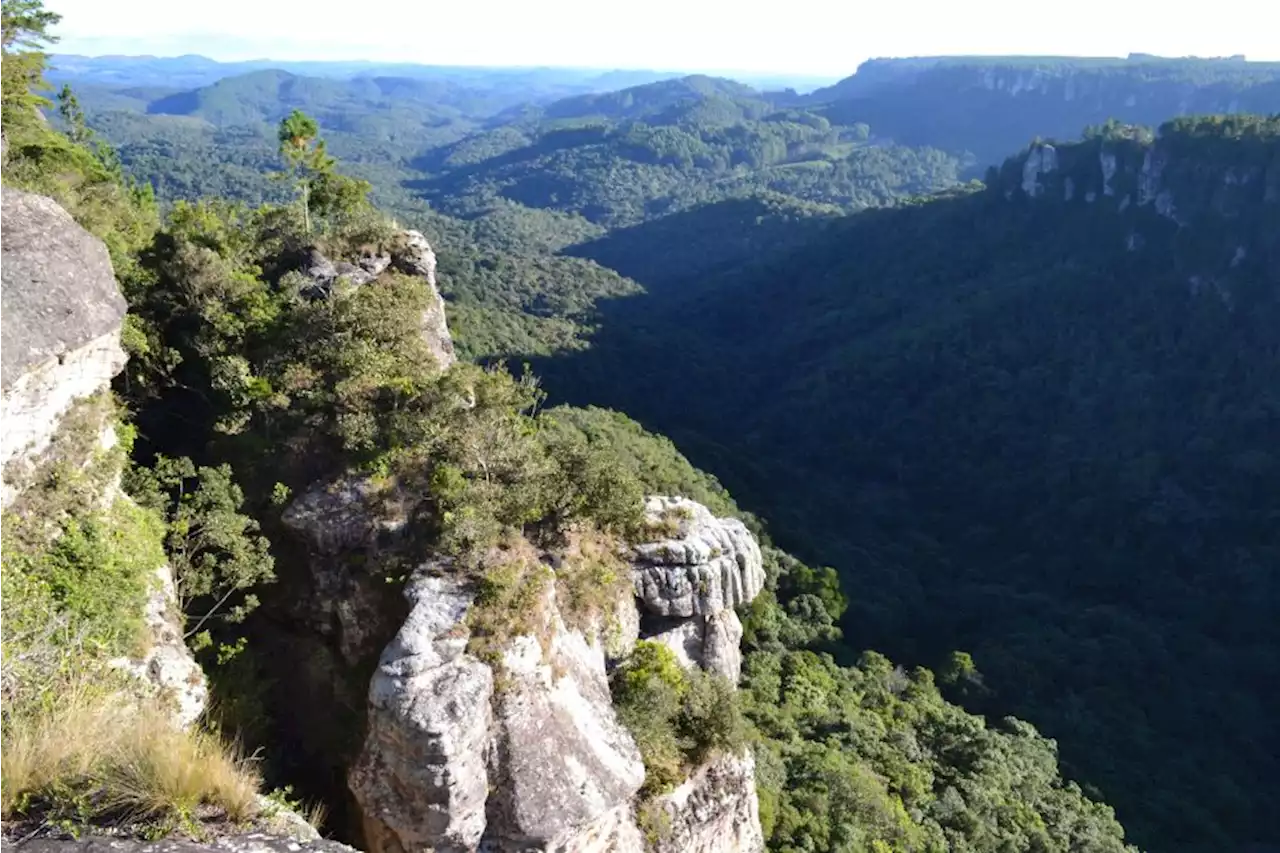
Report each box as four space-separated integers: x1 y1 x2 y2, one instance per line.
276 109 333 234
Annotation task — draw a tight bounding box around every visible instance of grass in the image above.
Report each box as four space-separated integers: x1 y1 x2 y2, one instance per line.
554 527 633 636
1 687 261 833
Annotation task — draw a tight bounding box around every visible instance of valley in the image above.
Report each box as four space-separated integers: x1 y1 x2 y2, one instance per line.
4 21 1279 853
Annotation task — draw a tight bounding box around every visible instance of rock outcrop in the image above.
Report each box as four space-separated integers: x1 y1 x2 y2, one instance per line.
632 497 764 619
351 576 493 853
487 608 646 851
291 229 455 370
1 186 127 505
349 573 646 853
392 230 455 370
632 496 763 682
647 752 764 853
284 483 762 852
109 563 209 729
1020 143 1058 198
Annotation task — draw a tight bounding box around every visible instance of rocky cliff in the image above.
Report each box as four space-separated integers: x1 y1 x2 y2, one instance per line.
998 115 1280 296
2 184 760 851
1 186 128 506
280 483 765 853
294 228 455 370
812 57 1280 166
0 185 206 726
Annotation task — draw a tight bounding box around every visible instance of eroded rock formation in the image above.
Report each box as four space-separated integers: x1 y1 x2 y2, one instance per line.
291 229 455 370
632 496 763 682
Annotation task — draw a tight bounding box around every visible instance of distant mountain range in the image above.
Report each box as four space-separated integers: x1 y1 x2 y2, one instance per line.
46 53 840 96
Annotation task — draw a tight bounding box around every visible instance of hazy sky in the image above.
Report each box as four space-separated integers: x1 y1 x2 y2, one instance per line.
48 0 1280 77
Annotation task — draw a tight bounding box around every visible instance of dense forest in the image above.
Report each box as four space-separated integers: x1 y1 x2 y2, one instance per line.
21 34 1280 853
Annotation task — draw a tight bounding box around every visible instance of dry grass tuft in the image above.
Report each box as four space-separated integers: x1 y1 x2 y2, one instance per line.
2 688 261 829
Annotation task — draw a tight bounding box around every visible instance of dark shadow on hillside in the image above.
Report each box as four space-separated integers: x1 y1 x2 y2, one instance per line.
558 193 838 292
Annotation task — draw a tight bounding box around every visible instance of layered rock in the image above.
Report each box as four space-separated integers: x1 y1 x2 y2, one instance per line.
632 497 763 682
632 497 764 619
1 186 127 505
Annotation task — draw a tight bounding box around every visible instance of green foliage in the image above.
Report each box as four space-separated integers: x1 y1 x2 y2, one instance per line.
742 645 1132 853
124 456 276 650
0 0 59 131
612 642 747 796
25 31 1267 851
1 395 161 680
466 552 554 669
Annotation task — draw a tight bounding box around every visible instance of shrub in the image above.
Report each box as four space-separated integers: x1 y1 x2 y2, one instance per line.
553 528 633 634
612 641 747 795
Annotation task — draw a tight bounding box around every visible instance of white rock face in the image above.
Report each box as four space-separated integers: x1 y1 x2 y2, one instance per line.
347 496 765 852
391 230 456 370
109 563 208 729
631 497 762 681
351 575 493 853
647 608 745 683
1 330 127 506
1100 151 1118 196
1 187 128 506
1020 144 1058 197
648 751 764 853
350 575 646 853
487 619 646 851
632 497 764 619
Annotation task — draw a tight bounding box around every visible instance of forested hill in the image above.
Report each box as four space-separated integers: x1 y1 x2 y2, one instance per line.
803 55 1280 164
532 116 1280 853
410 75 967 227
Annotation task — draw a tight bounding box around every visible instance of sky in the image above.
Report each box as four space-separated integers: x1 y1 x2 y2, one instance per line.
48 0 1280 78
